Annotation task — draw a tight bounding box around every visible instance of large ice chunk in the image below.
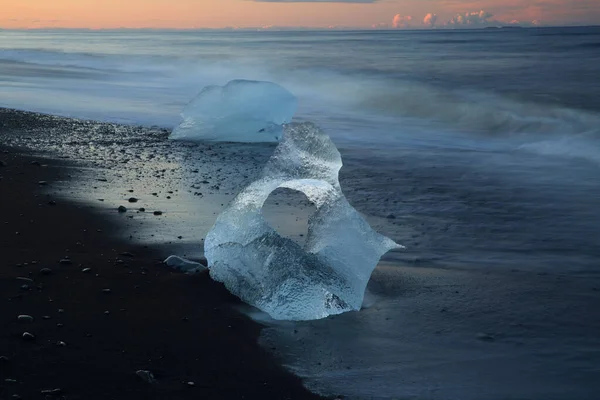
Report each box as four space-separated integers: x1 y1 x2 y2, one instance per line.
170 80 297 142
205 123 402 321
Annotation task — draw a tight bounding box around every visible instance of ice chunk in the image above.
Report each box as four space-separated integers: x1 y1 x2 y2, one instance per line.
170 80 297 142
205 123 402 321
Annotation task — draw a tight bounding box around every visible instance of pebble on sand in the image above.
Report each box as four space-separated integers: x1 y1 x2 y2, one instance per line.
136 370 156 384
40 389 63 396
118 206 127 213
128 197 138 203
22 332 35 341
17 315 34 323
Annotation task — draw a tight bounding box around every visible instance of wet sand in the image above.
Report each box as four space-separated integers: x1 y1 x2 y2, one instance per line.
0 109 323 399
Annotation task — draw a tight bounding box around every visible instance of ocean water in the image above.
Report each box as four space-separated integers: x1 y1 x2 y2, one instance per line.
2 28 600 399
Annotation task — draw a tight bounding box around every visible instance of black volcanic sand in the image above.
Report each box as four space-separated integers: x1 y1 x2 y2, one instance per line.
0 116 323 399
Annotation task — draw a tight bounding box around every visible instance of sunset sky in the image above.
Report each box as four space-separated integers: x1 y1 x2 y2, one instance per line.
1 0 599 29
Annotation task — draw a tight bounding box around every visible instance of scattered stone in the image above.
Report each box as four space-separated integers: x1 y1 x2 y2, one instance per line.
22 332 35 341
477 333 495 342
48 200 57 206
38 181 47 185
102 289 112 293
136 370 156 384
40 268 53 275
59 259 72 265
97 178 107 182
139 208 146 212
82 268 91 273
30 160 41 166
386 214 396 219
187 381 195 387
16 277 33 283
5 378 17 383
0 356 9 362
128 197 138 203
153 211 163 216
17 315 34 323
0 160 6 167
118 206 127 213
120 252 135 257
56 341 67 347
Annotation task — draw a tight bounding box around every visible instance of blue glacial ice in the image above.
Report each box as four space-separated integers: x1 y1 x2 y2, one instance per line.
169 80 297 142
204 122 402 321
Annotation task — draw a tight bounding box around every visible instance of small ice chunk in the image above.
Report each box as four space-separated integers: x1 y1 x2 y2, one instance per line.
170 80 297 142
205 123 403 321
164 256 207 274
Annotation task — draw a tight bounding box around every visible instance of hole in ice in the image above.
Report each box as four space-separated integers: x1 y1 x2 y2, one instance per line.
262 187 316 248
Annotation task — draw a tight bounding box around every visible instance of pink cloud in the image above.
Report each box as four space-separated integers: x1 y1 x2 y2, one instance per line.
392 14 412 28
423 13 438 27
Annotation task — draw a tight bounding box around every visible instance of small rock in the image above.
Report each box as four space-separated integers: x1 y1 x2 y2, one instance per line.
386 214 396 219
17 315 34 323
128 197 138 203
139 208 146 212
40 268 53 275
136 370 156 384
59 259 72 265
120 252 135 257
30 160 41 166
12 395 22 400
118 206 127 213
153 211 163 216
187 381 195 387
0 356 9 363
0 160 6 167
48 200 57 206
82 268 91 273
5 378 17 383
56 341 67 347
38 181 47 185
22 332 35 341
102 289 112 293
40 389 63 396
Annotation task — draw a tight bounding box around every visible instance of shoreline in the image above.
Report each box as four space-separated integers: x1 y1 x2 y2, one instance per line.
0 108 324 399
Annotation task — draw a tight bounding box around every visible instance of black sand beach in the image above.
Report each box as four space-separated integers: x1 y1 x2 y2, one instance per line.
0 108 323 399
3 108 600 400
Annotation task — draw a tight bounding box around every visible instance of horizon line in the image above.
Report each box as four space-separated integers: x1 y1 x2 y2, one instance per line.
1 24 599 32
